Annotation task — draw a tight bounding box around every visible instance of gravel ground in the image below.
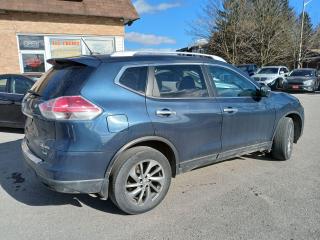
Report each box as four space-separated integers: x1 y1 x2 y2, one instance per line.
0 93 319 240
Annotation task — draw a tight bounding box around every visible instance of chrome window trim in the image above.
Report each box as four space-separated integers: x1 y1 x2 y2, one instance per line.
146 95 216 101
114 62 211 100
114 62 260 100
0 92 24 96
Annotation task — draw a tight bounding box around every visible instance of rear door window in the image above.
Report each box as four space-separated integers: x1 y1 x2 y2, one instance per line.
10 76 33 94
152 65 209 98
118 66 148 94
31 65 94 99
0 76 9 93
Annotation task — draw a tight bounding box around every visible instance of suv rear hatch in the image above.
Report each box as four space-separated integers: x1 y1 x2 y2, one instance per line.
22 57 100 161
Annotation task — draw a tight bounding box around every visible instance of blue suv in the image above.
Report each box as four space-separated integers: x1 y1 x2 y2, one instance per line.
22 52 304 214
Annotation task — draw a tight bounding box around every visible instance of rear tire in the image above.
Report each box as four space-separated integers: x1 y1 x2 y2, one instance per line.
271 117 294 160
109 146 172 215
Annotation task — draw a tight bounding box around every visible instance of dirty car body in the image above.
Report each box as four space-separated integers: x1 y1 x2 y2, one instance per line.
21 53 304 214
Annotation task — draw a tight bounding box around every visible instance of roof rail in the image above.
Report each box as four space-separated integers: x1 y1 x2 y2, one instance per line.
110 51 227 63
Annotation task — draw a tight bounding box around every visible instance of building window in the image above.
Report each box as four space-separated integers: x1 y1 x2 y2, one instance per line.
21 53 45 73
18 35 46 74
17 34 119 75
18 35 45 50
50 38 82 58
82 39 114 55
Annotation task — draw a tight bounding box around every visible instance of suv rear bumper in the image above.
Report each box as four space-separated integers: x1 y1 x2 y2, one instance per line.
22 139 108 196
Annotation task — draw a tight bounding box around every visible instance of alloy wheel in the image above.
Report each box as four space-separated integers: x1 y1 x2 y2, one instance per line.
125 160 165 206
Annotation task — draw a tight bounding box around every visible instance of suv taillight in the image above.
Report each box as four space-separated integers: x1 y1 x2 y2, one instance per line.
39 96 102 120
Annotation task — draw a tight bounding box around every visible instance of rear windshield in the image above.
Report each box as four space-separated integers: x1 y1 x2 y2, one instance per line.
30 65 94 99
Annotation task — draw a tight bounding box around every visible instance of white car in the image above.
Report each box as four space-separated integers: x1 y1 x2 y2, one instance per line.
252 66 289 90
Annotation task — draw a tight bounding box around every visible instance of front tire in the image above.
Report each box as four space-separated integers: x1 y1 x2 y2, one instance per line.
110 146 172 215
271 117 294 160
277 78 285 90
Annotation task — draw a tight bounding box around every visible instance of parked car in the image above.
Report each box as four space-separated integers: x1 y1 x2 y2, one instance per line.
252 66 289 90
0 74 35 128
22 52 304 214
283 68 319 92
236 64 258 76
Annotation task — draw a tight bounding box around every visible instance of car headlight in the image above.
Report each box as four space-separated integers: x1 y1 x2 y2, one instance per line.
304 80 314 86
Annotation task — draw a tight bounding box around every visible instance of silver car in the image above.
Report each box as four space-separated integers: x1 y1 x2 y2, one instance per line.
252 66 289 90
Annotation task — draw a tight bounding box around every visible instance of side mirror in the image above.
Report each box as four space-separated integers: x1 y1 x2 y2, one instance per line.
259 85 271 97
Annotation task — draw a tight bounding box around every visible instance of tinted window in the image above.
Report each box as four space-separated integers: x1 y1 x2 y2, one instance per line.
153 65 208 98
10 77 33 94
31 65 94 99
0 77 8 93
207 66 257 97
119 67 148 93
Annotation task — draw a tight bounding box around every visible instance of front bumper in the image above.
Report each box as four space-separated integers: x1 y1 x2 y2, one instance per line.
22 139 108 196
284 84 314 92
258 79 280 89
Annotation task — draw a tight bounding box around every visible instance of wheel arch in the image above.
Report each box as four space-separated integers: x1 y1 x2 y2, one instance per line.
105 136 179 179
273 111 303 143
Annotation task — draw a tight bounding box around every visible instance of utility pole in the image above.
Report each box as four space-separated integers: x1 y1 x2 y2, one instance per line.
298 0 313 68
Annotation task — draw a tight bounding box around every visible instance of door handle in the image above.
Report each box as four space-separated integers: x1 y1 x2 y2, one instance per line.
156 109 176 117
223 107 238 114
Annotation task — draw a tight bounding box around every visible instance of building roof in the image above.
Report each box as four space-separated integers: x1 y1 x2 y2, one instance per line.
0 0 139 24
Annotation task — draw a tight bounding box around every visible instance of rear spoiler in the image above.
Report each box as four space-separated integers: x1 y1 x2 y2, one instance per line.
47 56 101 68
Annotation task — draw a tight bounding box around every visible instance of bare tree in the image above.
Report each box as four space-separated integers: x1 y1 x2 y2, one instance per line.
188 0 222 40
311 25 320 49
188 0 317 68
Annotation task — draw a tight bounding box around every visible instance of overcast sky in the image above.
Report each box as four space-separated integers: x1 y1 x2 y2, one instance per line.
125 0 320 51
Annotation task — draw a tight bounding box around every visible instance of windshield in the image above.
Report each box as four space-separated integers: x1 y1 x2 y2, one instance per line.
290 70 314 77
257 68 279 74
